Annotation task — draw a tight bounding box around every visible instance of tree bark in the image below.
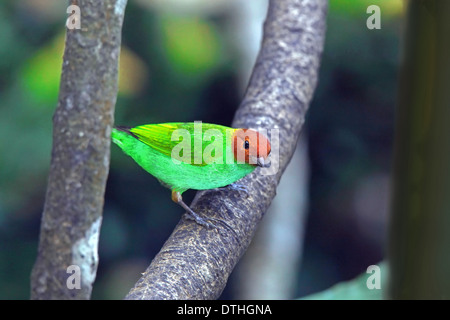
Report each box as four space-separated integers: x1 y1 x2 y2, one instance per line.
30 0 127 299
125 0 328 300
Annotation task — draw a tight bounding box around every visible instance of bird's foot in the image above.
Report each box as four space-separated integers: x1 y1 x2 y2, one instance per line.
206 183 249 197
172 191 241 243
172 190 219 229
183 212 220 229
226 182 249 197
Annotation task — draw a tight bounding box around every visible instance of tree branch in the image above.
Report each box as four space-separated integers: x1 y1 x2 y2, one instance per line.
388 0 450 299
30 0 127 300
125 0 328 300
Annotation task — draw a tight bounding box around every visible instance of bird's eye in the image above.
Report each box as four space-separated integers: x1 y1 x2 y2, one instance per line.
244 140 250 149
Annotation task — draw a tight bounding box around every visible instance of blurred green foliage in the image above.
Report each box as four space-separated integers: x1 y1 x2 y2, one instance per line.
160 15 223 77
302 262 387 300
0 0 401 299
21 33 63 104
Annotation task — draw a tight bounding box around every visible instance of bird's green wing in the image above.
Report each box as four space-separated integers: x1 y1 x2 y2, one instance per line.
130 123 182 158
130 122 231 166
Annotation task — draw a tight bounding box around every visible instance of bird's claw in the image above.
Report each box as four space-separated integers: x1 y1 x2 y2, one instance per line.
226 183 249 197
183 213 219 229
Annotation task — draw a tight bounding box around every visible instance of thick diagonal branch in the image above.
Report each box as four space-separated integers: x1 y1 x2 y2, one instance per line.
125 0 328 300
30 0 127 300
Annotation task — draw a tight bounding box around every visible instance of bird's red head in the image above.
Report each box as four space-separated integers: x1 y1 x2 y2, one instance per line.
232 129 271 167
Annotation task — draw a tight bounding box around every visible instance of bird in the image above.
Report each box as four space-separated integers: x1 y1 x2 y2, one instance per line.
111 122 271 227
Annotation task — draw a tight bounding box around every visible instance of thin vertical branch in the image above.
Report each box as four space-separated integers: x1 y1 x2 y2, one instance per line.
30 0 127 299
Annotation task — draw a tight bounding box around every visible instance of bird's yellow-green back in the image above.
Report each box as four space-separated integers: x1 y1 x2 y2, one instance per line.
111 122 256 193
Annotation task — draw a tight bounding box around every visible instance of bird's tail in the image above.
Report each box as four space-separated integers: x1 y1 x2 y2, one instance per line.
112 126 137 147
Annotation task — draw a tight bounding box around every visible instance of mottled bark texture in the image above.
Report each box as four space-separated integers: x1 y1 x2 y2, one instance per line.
30 0 127 299
125 0 328 300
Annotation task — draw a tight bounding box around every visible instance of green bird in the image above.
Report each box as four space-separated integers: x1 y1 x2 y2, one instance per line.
111 122 271 227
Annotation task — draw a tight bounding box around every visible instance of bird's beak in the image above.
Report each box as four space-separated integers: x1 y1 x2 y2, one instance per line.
257 157 270 168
